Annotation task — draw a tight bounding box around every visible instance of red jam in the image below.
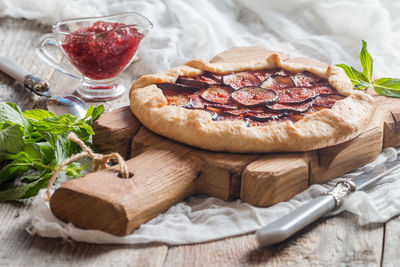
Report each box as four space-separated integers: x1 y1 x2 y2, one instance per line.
62 21 144 80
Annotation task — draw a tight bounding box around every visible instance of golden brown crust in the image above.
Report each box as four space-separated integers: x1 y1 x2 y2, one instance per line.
129 52 376 153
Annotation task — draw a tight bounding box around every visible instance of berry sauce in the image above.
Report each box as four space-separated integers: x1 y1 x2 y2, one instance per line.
62 21 143 80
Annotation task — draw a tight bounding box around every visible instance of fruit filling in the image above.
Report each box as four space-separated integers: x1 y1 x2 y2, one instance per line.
62 21 143 80
156 68 345 126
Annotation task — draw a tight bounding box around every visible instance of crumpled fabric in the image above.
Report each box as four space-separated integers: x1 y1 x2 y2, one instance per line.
2 0 400 245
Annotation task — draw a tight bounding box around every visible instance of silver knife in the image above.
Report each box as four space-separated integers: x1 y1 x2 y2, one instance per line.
0 56 88 118
0 56 50 96
256 155 400 247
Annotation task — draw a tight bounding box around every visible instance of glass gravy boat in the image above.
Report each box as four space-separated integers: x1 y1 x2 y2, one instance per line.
37 12 153 100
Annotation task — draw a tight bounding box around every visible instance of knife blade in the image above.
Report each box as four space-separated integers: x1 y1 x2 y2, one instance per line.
256 155 400 247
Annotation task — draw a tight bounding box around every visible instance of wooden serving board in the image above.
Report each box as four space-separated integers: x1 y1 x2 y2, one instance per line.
50 47 400 236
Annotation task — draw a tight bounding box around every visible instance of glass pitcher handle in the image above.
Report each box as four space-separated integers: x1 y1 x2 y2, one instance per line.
36 34 81 80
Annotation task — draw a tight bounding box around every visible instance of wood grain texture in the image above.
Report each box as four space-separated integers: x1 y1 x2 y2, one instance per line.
130 127 260 200
51 144 201 235
309 108 384 184
163 213 384 267
93 106 141 159
241 153 310 207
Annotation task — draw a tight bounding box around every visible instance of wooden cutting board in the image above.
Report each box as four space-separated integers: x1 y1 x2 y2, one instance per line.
49 47 400 236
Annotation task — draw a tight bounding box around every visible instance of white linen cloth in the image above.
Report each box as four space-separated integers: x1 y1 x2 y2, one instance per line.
2 0 400 245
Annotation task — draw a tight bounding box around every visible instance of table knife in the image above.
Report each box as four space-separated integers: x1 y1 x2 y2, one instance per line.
256 155 400 247
0 56 50 96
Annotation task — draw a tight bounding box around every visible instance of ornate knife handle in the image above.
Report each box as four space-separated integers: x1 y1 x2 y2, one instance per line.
0 56 50 97
23 74 50 97
327 181 356 207
256 180 357 247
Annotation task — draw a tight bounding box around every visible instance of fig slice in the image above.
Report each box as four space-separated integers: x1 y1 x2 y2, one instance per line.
252 70 275 81
205 103 239 110
200 85 232 104
231 86 278 107
222 71 261 90
276 87 317 104
247 112 287 122
164 93 190 106
292 71 321 87
157 83 201 93
222 108 248 117
201 72 223 84
223 107 264 117
266 101 312 114
177 77 210 88
313 94 346 108
259 74 295 90
274 69 291 76
312 83 337 95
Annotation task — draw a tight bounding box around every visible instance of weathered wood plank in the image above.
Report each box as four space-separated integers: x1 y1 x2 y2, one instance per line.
382 215 400 267
164 212 384 266
0 18 54 109
0 201 168 267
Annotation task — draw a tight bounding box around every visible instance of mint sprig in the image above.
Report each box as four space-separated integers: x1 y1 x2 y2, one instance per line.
337 40 400 98
0 102 104 201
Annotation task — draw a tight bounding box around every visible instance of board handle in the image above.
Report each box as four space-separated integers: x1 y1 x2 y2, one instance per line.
50 148 201 236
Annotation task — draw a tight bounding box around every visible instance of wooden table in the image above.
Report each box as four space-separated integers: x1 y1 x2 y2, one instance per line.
0 17 398 266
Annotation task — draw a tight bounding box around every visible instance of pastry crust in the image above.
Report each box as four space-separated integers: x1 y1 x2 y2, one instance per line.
129 52 376 153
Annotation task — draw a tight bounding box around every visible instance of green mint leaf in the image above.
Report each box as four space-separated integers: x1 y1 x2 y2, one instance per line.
0 123 24 154
336 64 371 89
73 120 95 135
23 143 43 162
91 105 104 122
373 78 400 97
360 40 373 83
0 175 48 201
0 152 33 184
0 102 30 129
64 162 88 178
30 113 78 134
84 105 94 120
0 102 100 200
23 109 56 121
85 105 104 126
37 143 55 165
336 64 362 85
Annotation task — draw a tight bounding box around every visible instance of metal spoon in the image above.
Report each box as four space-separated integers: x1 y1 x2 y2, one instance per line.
0 56 88 118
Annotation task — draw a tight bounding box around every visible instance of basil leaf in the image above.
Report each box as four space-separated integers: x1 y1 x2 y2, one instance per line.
373 78 400 97
23 109 56 121
360 40 373 83
0 123 24 154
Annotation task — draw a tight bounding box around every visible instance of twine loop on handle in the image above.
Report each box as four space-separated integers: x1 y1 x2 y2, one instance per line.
45 132 129 201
